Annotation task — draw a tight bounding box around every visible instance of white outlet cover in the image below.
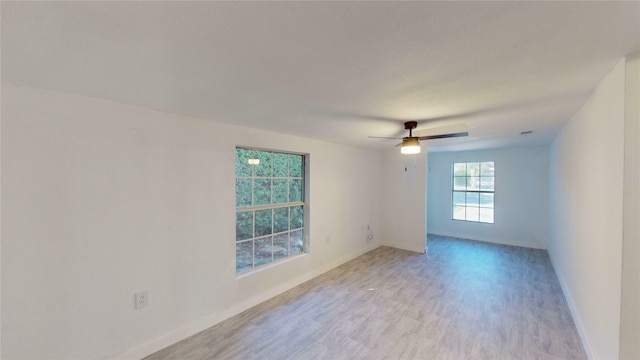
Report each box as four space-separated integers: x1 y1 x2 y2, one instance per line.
135 290 149 309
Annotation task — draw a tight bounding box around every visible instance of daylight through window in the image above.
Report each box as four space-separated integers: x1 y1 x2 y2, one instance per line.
235 147 306 273
452 162 494 223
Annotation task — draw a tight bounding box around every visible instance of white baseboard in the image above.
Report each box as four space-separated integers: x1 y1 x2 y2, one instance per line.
547 251 595 359
110 242 381 360
381 241 426 254
427 231 546 250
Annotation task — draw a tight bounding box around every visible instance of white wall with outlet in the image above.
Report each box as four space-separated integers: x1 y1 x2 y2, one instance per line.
1 84 383 359
427 146 549 249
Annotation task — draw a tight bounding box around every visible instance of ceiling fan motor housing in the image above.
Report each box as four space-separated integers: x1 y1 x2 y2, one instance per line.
404 121 418 130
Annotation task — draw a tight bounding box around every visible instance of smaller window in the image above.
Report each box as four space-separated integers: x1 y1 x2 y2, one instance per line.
452 162 494 223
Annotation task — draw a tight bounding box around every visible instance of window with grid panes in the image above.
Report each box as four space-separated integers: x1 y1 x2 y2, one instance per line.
235 147 306 273
452 162 495 223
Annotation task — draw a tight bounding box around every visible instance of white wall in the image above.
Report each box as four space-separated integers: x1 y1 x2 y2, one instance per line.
380 149 427 253
427 146 549 249
548 60 625 360
620 53 640 360
1 84 382 359
0 78 3 359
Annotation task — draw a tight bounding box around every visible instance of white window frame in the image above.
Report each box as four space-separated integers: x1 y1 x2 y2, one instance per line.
452 161 495 223
235 147 307 273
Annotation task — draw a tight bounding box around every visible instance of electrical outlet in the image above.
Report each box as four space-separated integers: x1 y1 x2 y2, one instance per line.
366 224 374 243
135 290 149 309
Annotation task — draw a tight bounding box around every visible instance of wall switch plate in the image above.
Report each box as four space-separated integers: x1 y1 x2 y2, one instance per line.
135 290 149 309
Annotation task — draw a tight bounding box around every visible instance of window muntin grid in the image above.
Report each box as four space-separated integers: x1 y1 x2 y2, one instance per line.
235 147 306 273
452 162 494 223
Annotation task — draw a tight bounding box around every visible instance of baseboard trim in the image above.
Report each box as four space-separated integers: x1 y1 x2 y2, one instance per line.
547 251 595 359
110 242 381 360
381 241 426 254
427 231 546 250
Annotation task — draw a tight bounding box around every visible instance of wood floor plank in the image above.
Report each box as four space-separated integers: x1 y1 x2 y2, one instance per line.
145 235 587 360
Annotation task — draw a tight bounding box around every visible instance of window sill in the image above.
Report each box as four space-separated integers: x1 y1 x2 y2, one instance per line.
236 252 308 279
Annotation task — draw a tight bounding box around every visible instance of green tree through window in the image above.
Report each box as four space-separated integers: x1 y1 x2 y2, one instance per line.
235 147 306 272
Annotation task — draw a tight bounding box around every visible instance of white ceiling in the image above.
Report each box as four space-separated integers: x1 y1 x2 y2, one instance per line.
2 1 639 152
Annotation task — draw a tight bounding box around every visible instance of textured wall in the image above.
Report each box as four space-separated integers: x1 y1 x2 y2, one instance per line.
548 60 625 360
620 53 640 360
427 146 549 249
380 149 427 254
1 84 383 359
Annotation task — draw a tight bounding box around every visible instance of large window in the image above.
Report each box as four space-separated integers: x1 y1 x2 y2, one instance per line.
452 162 494 223
235 147 306 273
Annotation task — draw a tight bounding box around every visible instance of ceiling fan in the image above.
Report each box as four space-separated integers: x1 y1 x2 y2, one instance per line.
369 121 468 154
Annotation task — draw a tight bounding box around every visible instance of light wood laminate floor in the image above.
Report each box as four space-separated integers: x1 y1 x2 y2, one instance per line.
146 235 587 359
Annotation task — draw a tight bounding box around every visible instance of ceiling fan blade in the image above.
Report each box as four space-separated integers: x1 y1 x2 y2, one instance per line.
368 136 402 140
418 132 469 140
413 123 469 138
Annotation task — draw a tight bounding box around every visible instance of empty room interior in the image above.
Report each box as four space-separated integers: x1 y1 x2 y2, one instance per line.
2 2 640 360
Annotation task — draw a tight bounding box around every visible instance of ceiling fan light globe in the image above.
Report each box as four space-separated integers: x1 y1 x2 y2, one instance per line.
400 137 421 154
401 145 421 154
